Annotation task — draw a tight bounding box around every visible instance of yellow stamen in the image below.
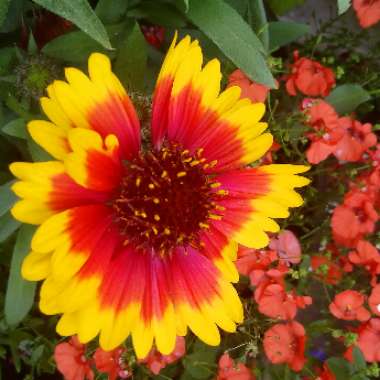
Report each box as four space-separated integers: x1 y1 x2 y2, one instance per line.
177 171 186 178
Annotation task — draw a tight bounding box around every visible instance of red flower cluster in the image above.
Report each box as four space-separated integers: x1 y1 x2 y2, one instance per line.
237 230 311 371
329 290 370 321
285 51 335 97
216 353 256 380
227 69 275 103
303 100 377 164
54 337 130 380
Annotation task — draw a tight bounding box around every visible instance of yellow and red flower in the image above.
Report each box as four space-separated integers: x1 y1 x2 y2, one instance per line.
10 35 309 358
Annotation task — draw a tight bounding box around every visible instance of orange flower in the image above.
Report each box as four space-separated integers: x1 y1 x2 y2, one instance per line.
334 117 377 162
227 69 274 103
263 321 306 372
353 0 380 28
356 318 380 362
216 353 256 380
329 290 370 321
54 337 94 380
285 51 335 97
255 283 312 320
304 100 344 164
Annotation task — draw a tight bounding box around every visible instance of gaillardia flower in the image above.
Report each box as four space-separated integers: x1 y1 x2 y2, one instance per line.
10 35 309 358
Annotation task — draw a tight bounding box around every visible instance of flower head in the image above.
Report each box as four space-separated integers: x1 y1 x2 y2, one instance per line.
329 290 370 322
10 35 309 358
54 337 94 380
353 0 380 28
269 229 301 265
285 51 335 97
356 318 380 362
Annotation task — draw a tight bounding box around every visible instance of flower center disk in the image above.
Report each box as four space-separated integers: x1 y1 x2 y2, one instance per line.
112 143 223 254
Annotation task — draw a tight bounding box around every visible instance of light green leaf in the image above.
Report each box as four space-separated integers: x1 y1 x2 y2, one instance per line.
0 181 17 217
338 0 351 15
95 0 129 24
31 0 112 49
326 84 371 115
4 225 37 326
0 212 20 243
268 21 310 52
114 22 147 92
247 0 269 52
187 0 275 87
2 118 27 139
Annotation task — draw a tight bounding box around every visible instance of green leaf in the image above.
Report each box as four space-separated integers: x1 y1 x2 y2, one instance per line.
338 0 351 15
2 118 27 139
352 347 367 371
268 21 310 53
247 0 269 52
326 84 371 115
31 0 112 49
267 0 305 15
326 357 352 380
0 0 11 29
0 181 17 217
42 23 124 63
114 22 147 92
4 225 37 326
95 0 129 24
0 47 17 75
0 212 20 242
187 0 275 87
128 1 187 27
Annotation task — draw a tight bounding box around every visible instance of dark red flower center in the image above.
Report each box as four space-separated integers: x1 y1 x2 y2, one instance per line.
112 143 225 254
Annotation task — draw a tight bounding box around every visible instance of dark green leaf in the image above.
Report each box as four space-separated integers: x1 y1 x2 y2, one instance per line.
187 0 275 87
267 0 305 15
42 23 124 63
0 181 17 217
0 212 20 242
0 0 11 28
0 0 23 33
114 21 147 92
326 357 352 380
248 0 269 52
95 0 129 23
2 118 27 139
0 47 17 75
4 225 37 326
128 1 186 27
338 0 351 15
268 21 310 52
326 84 371 115
32 0 112 49
352 347 367 371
